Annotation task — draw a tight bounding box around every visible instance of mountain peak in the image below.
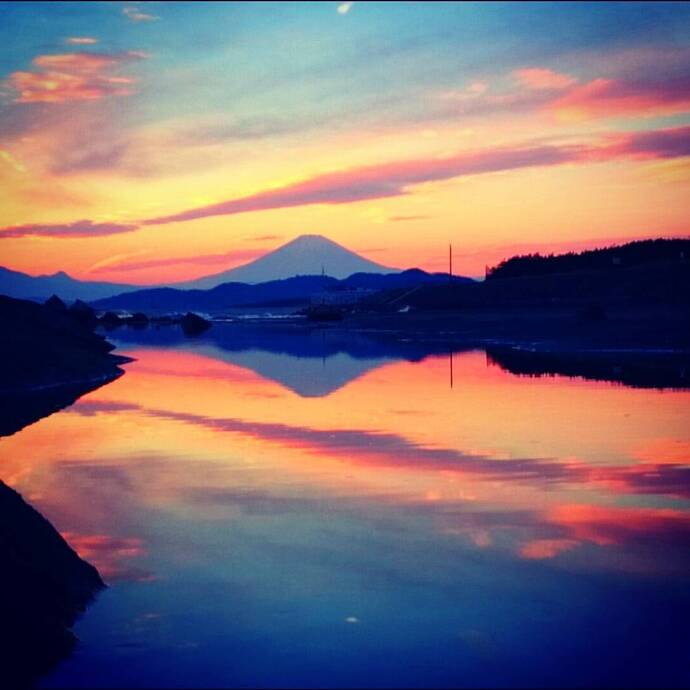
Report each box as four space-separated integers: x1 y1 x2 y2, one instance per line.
287 234 337 244
174 234 398 289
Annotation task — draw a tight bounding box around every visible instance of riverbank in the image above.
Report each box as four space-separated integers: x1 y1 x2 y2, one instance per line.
0 481 104 688
0 295 131 436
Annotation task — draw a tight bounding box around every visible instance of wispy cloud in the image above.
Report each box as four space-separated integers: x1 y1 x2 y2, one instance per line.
91 247 265 273
142 125 690 227
5 50 148 103
442 67 690 121
0 219 138 239
0 149 26 173
550 75 690 120
337 2 354 15
64 37 98 45
123 4 159 22
513 67 577 90
389 215 431 222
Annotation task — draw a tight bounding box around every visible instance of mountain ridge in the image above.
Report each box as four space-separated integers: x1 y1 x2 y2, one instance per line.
0 234 399 301
92 269 472 312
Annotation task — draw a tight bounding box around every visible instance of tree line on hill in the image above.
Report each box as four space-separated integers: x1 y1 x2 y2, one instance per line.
486 238 689 281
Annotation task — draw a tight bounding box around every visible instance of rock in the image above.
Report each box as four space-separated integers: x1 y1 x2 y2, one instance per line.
44 294 67 313
0 481 104 687
126 312 149 328
180 312 211 336
68 299 97 329
306 305 345 322
99 311 123 329
0 295 129 435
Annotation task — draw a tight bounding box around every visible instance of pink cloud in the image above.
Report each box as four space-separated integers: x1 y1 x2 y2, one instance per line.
143 125 690 227
514 67 577 90
6 126 687 245
92 248 265 273
5 51 147 104
445 68 690 121
550 75 690 119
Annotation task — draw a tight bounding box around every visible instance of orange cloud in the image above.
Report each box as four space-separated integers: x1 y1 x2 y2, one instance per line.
514 67 577 90
6 51 147 104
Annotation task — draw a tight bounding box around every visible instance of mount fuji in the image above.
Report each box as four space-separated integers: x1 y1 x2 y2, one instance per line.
172 235 397 289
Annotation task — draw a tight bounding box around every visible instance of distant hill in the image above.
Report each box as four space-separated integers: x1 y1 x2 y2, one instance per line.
0 235 399 301
0 266 138 303
374 238 690 313
93 269 471 312
486 238 690 281
172 234 398 288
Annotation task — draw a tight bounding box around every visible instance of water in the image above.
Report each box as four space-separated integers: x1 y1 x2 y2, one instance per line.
2 324 689 688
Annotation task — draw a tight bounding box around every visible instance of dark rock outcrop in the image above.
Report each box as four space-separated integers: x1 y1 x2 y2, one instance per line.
0 481 105 688
99 311 123 329
0 295 130 436
181 312 211 336
44 294 67 313
68 299 97 329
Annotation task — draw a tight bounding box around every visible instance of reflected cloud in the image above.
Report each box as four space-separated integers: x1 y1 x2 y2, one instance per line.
61 532 151 582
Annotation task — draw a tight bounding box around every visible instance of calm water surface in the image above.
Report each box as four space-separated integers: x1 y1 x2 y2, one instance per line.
3 325 689 688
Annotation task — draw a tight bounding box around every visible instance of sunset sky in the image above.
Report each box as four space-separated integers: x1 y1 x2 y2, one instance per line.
1 1 689 283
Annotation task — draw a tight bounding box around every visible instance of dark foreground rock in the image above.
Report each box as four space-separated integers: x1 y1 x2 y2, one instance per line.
181 311 212 335
0 295 130 436
0 481 105 688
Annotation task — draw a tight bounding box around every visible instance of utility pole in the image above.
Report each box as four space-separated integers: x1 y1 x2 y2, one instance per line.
449 243 453 281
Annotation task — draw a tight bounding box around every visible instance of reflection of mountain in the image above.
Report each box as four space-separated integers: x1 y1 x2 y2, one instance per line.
107 322 690 395
107 323 463 397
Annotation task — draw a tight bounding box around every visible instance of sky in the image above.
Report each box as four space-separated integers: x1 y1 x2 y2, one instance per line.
0 0 689 283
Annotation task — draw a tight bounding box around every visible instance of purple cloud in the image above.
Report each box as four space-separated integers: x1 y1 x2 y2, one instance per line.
0 219 138 239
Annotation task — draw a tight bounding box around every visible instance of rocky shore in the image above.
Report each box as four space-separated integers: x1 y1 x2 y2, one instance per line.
0 294 131 436
0 480 105 687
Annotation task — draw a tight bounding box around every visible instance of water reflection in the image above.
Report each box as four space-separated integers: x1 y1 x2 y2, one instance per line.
1 325 689 687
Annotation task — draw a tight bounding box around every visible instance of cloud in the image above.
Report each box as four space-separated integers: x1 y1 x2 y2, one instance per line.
389 215 431 222
444 68 690 121
175 117 315 145
0 149 25 173
65 37 98 45
51 140 131 175
91 247 265 273
87 400 690 499
514 67 577 90
337 2 354 15
550 75 690 120
5 125 687 244
5 51 147 104
61 531 150 582
123 4 159 22
0 219 138 239
142 125 690 227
